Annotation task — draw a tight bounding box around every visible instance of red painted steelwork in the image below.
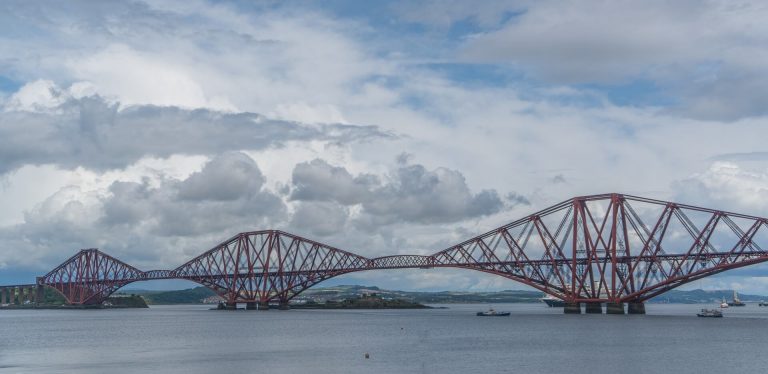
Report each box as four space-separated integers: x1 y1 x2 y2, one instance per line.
27 194 768 305
39 249 145 305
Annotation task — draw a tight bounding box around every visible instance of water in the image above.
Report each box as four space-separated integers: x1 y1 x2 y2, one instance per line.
1 303 767 374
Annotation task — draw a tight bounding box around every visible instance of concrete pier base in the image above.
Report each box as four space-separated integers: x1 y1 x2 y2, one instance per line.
606 302 625 314
564 302 582 314
585 302 603 314
225 302 237 310
246 302 257 310
627 302 646 315
0 288 6 304
258 302 270 310
278 302 290 310
36 285 44 305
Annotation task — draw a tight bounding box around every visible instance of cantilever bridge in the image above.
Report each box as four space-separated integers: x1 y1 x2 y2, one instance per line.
3 193 768 314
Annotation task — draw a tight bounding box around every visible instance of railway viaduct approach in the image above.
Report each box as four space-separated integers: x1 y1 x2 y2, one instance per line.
3 193 768 314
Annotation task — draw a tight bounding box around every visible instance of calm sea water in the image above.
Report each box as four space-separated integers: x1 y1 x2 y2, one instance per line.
1 303 767 374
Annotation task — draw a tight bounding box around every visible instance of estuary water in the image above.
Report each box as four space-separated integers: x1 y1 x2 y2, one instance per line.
1 303 767 374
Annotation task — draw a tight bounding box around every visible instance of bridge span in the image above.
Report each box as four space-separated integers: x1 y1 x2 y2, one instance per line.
3 193 768 314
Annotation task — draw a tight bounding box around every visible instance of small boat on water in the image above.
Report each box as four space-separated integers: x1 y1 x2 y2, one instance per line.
476 308 510 317
727 291 746 307
759 301 768 307
697 309 723 318
720 297 729 308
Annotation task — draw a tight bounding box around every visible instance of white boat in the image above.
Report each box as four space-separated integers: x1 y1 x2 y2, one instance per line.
720 297 729 308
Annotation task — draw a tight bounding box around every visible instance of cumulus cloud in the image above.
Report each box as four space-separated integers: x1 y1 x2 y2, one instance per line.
675 162 768 215
290 157 507 226
178 152 266 201
505 192 530 207
290 158 378 204
0 81 394 175
0 152 288 269
361 162 503 224
290 201 349 237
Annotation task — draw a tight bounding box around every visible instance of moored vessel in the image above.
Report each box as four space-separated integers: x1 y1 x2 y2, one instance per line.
727 291 745 307
476 308 510 316
719 297 729 308
696 309 723 318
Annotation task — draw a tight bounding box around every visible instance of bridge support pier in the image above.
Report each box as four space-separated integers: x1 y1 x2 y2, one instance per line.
258 302 270 310
0 288 6 304
278 301 290 310
225 302 237 310
627 302 646 315
585 302 602 314
246 302 257 310
564 302 582 314
606 302 625 314
35 285 44 305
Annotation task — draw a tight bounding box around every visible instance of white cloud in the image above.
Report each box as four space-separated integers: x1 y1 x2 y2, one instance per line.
5 80 68 112
675 161 768 214
70 44 236 111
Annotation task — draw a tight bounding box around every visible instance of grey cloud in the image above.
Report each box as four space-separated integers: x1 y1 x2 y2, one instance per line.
669 66 768 121
290 159 377 204
290 158 506 226
551 174 566 184
710 152 768 163
505 192 531 207
100 152 287 237
101 180 155 226
0 95 395 174
459 1 718 83
290 201 348 237
458 0 768 120
363 163 504 225
0 152 289 270
178 152 266 201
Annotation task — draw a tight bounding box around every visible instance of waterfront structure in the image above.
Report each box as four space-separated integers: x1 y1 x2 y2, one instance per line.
3 193 768 315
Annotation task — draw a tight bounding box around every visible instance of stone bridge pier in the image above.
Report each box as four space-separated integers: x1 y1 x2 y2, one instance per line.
0 285 43 306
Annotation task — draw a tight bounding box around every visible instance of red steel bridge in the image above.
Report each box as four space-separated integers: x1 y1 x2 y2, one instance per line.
3 193 768 314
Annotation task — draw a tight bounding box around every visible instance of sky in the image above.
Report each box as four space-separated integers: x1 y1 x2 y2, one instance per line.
1 0 768 293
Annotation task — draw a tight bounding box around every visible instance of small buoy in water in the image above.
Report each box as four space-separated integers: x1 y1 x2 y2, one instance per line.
364 353 370 359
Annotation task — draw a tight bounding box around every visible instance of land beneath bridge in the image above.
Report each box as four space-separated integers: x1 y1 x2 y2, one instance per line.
4 285 766 309
115 285 768 306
